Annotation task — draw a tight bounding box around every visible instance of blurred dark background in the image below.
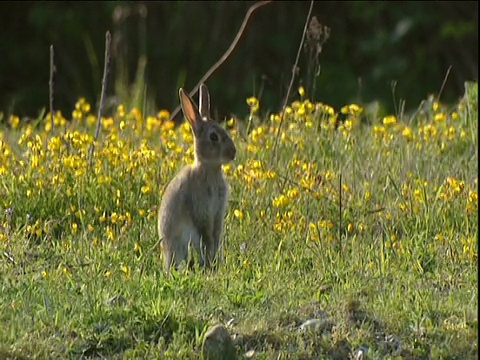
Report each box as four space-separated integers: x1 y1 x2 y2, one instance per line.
0 1 478 121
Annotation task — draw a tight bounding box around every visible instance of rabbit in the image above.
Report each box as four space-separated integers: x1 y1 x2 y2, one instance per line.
158 84 236 273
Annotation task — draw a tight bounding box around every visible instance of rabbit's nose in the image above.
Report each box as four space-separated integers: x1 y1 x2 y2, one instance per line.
226 146 236 160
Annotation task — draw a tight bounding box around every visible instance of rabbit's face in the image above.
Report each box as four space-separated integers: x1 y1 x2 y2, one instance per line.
195 123 236 165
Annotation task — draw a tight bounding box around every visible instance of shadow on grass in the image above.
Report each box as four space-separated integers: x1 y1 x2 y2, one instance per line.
69 307 206 358
0 349 30 360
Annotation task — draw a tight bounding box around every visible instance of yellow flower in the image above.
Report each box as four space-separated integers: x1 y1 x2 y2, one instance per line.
273 194 290 208
117 104 126 117
81 101 91 113
325 171 334 181
111 212 119 224
130 108 142 122
402 126 413 140
297 105 306 116
227 117 235 127
468 190 477 204
286 188 299 199
347 223 354 233
373 125 386 137
246 97 259 113
234 209 244 219
383 115 397 126
72 109 82 120
9 115 20 129
358 223 365 233
434 113 446 122
141 185 151 194
87 114 96 127
318 220 334 230
120 264 130 279
298 86 305 97
364 191 371 201
446 177 464 194
62 266 71 277
158 109 170 121
106 226 114 241
134 242 142 253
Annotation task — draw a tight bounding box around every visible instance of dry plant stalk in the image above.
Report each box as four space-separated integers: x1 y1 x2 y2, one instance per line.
169 0 272 122
49 45 55 133
269 0 314 166
88 31 112 165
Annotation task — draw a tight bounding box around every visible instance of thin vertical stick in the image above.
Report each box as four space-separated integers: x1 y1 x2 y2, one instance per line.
270 0 314 166
437 65 452 103
89 31 112 165
49 45 55 133
339 172 342 253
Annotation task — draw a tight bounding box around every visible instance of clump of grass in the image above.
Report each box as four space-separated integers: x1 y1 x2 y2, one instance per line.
0 82 477 359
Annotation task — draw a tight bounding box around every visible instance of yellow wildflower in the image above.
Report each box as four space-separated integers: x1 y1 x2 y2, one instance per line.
9 115 20 129
298 86 305 97
383 115 397 126
247 97 259 113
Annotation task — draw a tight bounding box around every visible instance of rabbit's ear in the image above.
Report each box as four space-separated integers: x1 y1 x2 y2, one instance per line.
179 88 200 129
199 84 210 121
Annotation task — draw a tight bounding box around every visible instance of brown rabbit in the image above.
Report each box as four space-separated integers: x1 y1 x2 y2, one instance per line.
158 84 236 272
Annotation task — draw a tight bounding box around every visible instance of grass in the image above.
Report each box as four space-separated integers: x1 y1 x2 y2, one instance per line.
0 82 477 359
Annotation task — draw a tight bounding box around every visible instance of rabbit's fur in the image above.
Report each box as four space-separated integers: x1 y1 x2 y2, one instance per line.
158 84 236 272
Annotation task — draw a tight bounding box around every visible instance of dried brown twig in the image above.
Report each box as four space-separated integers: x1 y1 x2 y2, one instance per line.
88 31 112 166
269 0 314 166
169 1 272 121
49 45 55 133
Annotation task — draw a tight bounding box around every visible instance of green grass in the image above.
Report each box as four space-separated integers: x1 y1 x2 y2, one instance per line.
0 83 477 359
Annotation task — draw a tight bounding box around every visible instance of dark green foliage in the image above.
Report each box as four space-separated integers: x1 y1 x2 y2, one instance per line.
0 2 477 119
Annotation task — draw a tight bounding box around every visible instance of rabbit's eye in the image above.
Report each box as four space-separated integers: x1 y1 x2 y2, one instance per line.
209 132 219 142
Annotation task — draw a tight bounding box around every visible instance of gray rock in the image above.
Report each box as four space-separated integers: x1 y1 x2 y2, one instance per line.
244 349 255 358
202 323 237 360
353 345 369 360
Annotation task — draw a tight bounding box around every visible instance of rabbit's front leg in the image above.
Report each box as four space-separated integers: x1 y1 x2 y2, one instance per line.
196 217 215 268
199 232 216 268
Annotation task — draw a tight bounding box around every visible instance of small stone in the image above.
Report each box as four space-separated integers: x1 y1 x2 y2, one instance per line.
353 345 369 360
244 349 255 358
202 324 237 360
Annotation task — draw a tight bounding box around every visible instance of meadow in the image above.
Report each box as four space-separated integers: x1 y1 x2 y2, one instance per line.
0 82 477 359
